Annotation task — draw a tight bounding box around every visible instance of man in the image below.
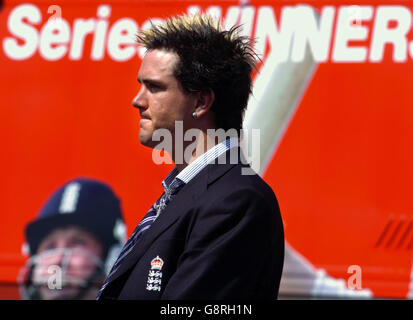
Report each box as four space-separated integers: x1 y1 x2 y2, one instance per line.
97 14 284 300
19 178 126 300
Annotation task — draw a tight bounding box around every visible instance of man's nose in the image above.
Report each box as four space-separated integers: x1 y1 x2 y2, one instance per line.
132 88 147 110
51 252 65 266
42 248 65 267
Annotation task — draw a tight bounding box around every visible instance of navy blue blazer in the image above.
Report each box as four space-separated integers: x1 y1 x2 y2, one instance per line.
98 148 284 300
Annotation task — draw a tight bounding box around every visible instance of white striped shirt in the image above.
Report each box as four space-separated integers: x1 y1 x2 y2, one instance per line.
162 137 239 191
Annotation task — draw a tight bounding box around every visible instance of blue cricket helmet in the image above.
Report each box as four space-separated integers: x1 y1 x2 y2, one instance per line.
25 177 126 256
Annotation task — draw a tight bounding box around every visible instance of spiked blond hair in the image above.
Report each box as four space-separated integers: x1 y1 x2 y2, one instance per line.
136 14 258 131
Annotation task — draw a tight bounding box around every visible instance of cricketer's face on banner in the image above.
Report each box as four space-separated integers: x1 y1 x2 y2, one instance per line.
26 227 105 300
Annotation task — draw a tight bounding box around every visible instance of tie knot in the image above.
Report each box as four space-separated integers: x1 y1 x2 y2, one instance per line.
167 178 185 195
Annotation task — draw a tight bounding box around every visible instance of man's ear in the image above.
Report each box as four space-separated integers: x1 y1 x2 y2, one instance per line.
194 89 215 117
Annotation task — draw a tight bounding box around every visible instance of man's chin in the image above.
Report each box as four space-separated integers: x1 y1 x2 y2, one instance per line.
139 131 163 149
139 136 156 149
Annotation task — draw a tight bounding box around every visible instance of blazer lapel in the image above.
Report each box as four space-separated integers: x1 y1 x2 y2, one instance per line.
107 165 208 284
207 146 241 186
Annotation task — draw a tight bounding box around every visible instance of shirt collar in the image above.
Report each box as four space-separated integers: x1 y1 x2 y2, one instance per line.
161 137 238 190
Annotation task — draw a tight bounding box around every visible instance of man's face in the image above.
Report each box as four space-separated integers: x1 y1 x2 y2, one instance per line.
32 226 104 300
132 49 198 149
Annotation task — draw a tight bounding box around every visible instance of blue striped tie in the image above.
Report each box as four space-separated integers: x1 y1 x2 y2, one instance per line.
96 178 185 299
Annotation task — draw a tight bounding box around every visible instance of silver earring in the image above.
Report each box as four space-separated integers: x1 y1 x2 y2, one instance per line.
192 112 198 119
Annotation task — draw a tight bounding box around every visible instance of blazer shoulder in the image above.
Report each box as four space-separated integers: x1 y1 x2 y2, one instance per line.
210 163 280 212
227 163 276 193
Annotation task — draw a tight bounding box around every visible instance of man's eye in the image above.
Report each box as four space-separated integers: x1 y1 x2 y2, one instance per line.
72 238 87 246
147 84 162 93
43 243 56 251
38 242 56 252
